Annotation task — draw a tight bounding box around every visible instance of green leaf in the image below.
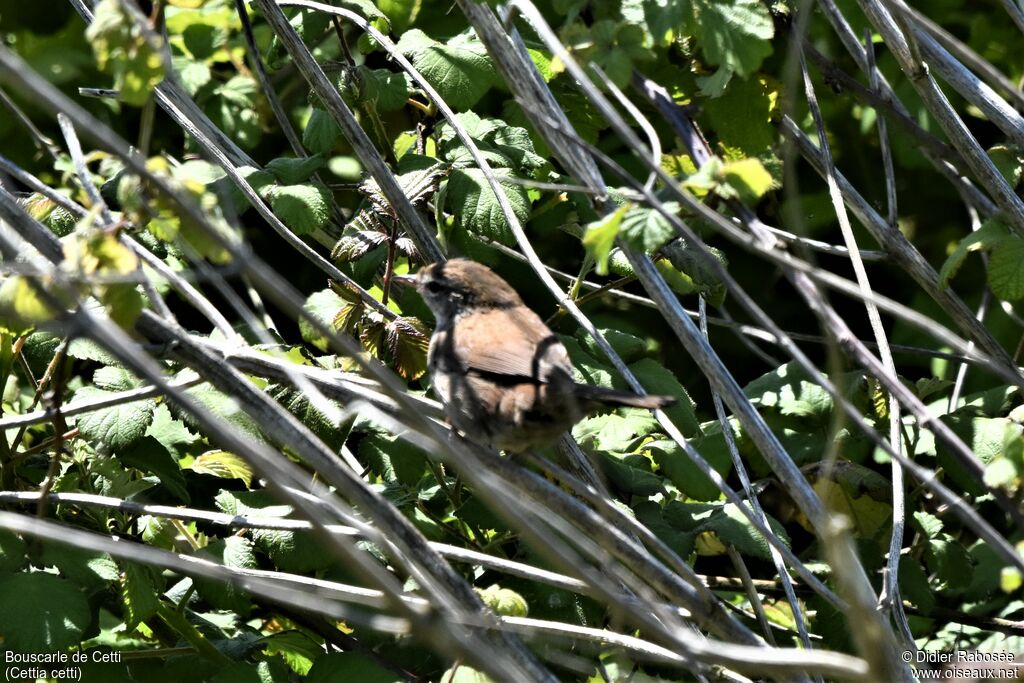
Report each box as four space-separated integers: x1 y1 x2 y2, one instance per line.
988 144 1024 187
120 436 189 503
268 384 349 452
0 531 26 573
621 357 699 435
0 276 55 334
645 435 731 501
194 536 258 612
577 328 649 364
663 240 729 305
666 500 789 560
146 403 200 457
86 0 165 105
582 205 629 275
121 562 160 630
744 362 835 424
93 365 140 391
445 168 529 244
266 155 325 185
358 430 429 486
0 573 90 650
74 386 157 450
936 416 1019 496
254 527 333 574
925 533 974 590
39 545 120 589
476 584 529 617
599 451 665 496
299 288 345 351
396 29 498 111
685 0 774 77
619 203 679 254
307 653 402 683
898 557 935 614
303 109 341 155
263 183 332 235
988 235 1024 300
621 0 686 47
720 158 774 203
437 112 546 173
357 66 412 112
702 74 776 153
190 450 254 487
328 156 362 180
263 630 320 676
939 218 1010 288
182 382 266 444
573 409 660 454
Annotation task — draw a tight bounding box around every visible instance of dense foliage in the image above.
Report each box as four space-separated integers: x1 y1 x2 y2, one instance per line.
0 0 1022 680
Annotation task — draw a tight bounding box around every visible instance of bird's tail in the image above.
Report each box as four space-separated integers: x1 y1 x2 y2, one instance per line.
572 383 677 411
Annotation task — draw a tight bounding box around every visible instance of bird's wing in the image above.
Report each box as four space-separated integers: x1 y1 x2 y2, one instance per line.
452 306 573 383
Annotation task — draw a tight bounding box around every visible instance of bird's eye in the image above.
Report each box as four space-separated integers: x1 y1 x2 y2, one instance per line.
423 280 443 293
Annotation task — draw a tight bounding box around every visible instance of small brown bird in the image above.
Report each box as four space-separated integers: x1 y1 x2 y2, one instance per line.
402 258 676 451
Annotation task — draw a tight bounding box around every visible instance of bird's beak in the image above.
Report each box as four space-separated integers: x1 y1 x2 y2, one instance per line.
391 272 419 287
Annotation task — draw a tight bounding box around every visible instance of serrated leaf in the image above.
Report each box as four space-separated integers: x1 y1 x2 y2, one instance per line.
574 408 660 454
93 365 140 391
193 536 257 612
619 203 679 254
599 451 665 495
396 29 498 111
899 557 936 614
988 234 1024 300
254 527 333 574
577 328 649 364
939 218 1010 288
267 384 349 452
191 450 253 487
263 183 332 235
0 573 90 650
299 288 346 352
40 544 120 589
183 383 266 443
622 0 686 47
303 109 341 155
358 430 429 486
266 155 325 185
622 358 699 434
645 435 731 501
445 168 529 244
386 317 430 380
146 403 199 457
686 0 774 77
667 500 789 560
75 386 156 450
121 435 189 503
925 533 974 590
663 240 729 305
263 630 321 676
121 562 160 631
357 66 411 111
582 205 629 275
